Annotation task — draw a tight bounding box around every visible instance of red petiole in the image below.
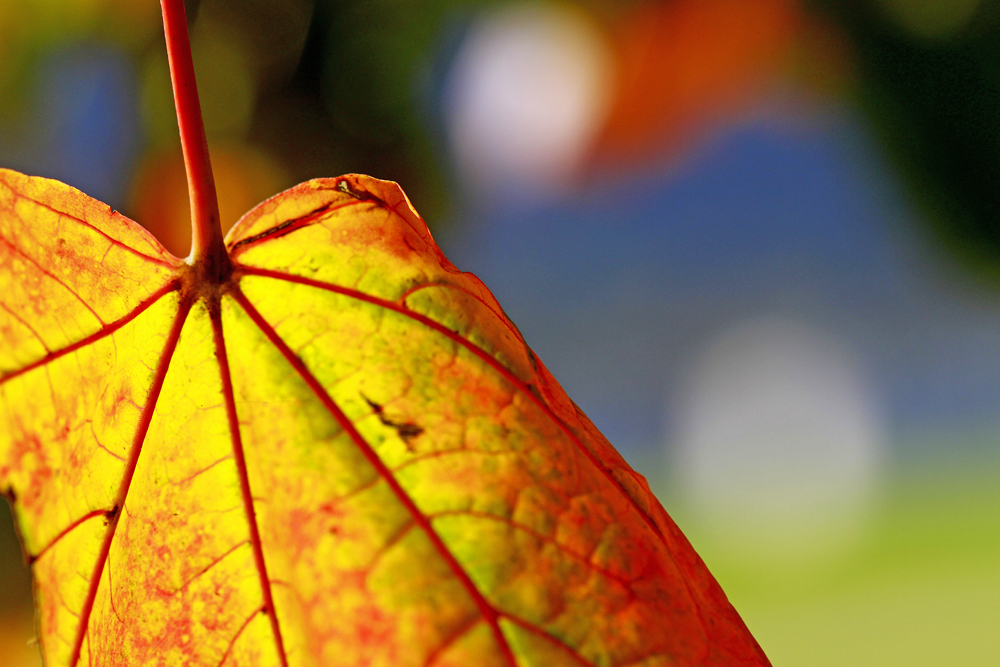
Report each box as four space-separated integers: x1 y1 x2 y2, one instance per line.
160 0 231 281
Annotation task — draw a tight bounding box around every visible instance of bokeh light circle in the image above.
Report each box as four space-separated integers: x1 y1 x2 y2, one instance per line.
671 317 886 566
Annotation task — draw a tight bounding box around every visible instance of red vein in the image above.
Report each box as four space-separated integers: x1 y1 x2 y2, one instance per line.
430 509 633 589
619 648 679 667
90 422 126 463
94 441 125 462
217 606 266 667
237 268 667 543
364 521 417 574
0 234 105 325
29 509 107 564
170 453 232 487
231 288 518 667
13 192 179 268
423 617 481 667
502 614 599 667
210 304 289 667
106 549 123 624
228 199 363 254
389 446 475 471
0 280 180 385
68 296 191 667
164 540 249 597
389 441 543 474
237 267 710 650
0 301 52 353
396 282 523 346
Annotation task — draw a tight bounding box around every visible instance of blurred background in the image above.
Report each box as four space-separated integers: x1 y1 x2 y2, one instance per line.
2 0 1000 664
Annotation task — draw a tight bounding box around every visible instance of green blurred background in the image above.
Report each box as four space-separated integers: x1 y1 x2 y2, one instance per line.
2 0 1000 664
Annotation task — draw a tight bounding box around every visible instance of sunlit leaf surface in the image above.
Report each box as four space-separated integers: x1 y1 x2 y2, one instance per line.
0 168 769 666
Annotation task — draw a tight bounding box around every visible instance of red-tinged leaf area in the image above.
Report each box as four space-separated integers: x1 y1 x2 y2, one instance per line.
0 168 770 667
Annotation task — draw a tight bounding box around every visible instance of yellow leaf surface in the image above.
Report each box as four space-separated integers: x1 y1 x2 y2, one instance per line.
0 169 769 666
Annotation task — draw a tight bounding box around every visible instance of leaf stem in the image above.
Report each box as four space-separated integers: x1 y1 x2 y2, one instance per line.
160 0 231 280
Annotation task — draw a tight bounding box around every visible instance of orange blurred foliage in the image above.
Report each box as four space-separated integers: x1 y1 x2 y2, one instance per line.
593 0 802 165
0 612 41 667
129 144 290 257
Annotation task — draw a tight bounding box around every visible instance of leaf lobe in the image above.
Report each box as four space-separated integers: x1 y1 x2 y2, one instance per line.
68 296 191 667
231 286 520 667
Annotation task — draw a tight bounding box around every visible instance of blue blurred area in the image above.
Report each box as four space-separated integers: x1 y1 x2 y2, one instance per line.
441 108 1000 463
1 45 142 212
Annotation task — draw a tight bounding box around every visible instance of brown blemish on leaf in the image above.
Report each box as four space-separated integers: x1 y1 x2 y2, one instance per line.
104 505 119 526
335 179 385 207
362 395 424 450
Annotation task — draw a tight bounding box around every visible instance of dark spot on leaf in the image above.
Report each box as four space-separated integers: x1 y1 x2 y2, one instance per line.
394 423 423 441
336 180 387 207
524 382 543 402
362 394 424 451
335 180 365 199
104 504 119 525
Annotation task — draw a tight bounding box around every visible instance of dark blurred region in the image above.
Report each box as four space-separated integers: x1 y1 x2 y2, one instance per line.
0 0 804 255
813 0 1000 281
3 0 1000 268
2 1 1000 665
0 500 34 667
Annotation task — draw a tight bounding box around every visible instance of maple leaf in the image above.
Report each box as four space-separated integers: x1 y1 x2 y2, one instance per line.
0 1 771 665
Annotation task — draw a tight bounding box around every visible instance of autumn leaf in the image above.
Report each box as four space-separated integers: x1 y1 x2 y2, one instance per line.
0 1 770 666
